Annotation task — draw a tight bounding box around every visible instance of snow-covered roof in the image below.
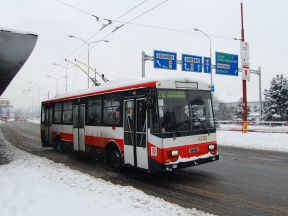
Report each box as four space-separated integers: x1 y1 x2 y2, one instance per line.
0 27 37 36
43 77 209 103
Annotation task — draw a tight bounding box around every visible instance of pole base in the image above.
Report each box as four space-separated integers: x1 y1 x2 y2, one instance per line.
242 121 248 133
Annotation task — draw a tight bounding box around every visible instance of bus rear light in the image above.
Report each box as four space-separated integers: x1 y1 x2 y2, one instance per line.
170 149 179 157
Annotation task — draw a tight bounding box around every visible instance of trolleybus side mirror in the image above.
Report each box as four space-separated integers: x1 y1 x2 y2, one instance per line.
144 93 155 109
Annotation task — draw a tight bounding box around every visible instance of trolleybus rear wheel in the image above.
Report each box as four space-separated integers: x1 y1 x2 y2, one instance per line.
109 147 122 170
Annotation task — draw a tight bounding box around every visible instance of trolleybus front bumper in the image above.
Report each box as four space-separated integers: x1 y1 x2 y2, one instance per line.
164 154 219 171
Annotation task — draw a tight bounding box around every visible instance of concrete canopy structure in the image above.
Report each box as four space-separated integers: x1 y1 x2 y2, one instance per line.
0 28 38 95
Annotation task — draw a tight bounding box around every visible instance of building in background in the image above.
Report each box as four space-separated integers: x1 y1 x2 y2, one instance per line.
0 98 13 120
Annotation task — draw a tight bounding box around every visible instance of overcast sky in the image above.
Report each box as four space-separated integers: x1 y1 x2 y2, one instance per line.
1 0 288 109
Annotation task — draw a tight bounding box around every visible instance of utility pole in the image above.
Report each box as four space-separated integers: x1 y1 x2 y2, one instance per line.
258 66 262 120
241 2 248 132
142 51 146 78
88 43 90 88
52 63 68 93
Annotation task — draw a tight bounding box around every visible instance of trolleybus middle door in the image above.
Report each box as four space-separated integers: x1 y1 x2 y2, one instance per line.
73 104 86 151
123 98 148 170
48 107 53 146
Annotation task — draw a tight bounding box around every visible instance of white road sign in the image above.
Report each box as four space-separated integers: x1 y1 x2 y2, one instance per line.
240 41 249 61
242 61 250 81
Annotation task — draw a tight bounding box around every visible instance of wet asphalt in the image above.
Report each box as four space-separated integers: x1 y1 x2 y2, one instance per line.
0 121 287 216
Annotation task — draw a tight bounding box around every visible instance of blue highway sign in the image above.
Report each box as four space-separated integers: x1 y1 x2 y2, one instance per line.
182 54 202 72
215 52 238 76
203 57 211 73
210 84 215 92
154 50 177 70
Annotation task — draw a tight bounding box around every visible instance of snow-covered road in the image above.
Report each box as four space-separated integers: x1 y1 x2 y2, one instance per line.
0 130 213 216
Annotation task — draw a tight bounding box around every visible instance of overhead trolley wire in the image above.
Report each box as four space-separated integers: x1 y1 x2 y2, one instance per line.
35 0 151 87
55 0 235 40
50 0 151 71
72 0 169 64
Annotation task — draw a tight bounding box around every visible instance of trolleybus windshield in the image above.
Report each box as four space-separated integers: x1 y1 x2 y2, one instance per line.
157 89 215 133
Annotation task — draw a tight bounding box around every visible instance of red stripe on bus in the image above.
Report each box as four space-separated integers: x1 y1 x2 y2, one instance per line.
51 132 124 151
43 81 157 103
85 135 124 151
52 132 73 142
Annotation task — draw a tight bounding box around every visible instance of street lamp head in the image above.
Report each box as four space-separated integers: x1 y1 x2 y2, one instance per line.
68 35 74 38
89 39 110 44
194 28 199 32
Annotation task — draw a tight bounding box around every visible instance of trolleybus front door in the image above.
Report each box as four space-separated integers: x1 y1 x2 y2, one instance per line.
44 106 53 146
123 98 148 170
73 104 86 151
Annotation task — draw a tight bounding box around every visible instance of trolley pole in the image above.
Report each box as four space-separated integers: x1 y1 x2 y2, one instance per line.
241 2 248 132
88 43 90 88
66 61 68 93
142 51 146 78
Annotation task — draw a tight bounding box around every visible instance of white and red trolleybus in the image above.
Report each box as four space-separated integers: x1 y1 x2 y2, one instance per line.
41 78 219 172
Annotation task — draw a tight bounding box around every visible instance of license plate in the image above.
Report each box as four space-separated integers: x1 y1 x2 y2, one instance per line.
189 147 199 153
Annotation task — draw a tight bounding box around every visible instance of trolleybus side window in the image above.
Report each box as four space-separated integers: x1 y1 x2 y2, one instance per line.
41 105 45 123
53 102 62 123
63 101 73 124
87 97 102 125
103 94 120 125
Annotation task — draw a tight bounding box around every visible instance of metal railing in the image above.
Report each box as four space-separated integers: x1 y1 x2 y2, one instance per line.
216 120 288 134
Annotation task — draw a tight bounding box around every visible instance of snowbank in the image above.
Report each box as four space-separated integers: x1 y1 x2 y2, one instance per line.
27 119 40 124
0 130 214 216
219 124 288 133
217 130 288 152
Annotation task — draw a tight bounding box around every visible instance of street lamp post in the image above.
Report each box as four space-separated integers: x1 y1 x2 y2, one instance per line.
28 81 40 119
46 75 60 96
68 35 108 88
194 28 213 86
52 63 68 93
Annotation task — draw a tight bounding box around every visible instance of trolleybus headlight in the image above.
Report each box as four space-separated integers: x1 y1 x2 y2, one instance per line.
171 150 179 157
208 144 216 151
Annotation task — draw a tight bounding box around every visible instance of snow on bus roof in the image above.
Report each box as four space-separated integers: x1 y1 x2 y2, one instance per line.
43 77 208 103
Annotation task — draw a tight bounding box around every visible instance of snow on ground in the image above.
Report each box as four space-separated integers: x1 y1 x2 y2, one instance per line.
0 131 214 216
217 130 288 152
27 119 40 124
219 124 288 132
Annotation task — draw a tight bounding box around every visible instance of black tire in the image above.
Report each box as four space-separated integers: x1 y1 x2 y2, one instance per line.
55 138 64 153
109 147 123 171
